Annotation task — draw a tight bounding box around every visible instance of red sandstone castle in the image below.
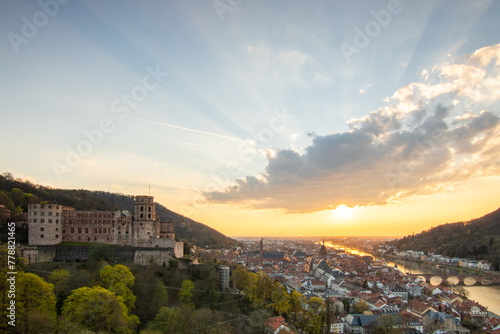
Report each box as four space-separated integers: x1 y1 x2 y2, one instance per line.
28 195 180 249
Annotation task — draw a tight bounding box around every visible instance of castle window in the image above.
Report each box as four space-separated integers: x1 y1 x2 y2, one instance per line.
140 206 144 212
56 228 58 231
148 207 151 212
56 212 59 216
48 211 53 216
48 205 52 209
94 228 97 233
40 227 44 231
85 228 88 233
71 228 74 233
99 228 102 233
41 219 44 223
140 214 144 218
118 236 121 240
33 219 37 223
40 234 44 238
56 219 59 224
63 230 65 234
55 235 58 238
78 228 81 233
148 214 151 219
48 219 52 223
41 211 45 216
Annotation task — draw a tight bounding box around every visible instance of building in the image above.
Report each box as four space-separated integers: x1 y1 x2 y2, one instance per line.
406 283 423 297
330 317 345 333
28 195 183 255
264 316 297 334
344 314 379 334
28 203 74 245
219 266 231 290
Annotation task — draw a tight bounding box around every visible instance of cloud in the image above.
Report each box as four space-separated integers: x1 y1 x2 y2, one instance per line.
204 44 500 213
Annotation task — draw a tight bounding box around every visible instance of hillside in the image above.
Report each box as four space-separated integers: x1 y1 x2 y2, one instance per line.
0 172 235 248
388 207 500 265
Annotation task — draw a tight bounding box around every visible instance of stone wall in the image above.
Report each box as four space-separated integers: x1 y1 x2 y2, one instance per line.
20 245 57 264
19 244 177 265
134 249 174 266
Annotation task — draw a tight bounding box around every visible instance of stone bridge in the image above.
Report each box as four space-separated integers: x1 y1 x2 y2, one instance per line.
406 273 500 286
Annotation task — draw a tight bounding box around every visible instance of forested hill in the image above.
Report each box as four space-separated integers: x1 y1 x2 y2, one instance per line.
0 173 235 248
388 207 500 263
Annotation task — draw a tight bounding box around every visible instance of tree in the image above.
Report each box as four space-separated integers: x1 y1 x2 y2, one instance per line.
133 269 169 326
147 306 184 333
16 273 57 334
353 300 370 314
61 286 139 334
304 297 326 334
478 244 488 255
49 269 70 291
451 285 470 299
89 243 115 263
49 269 71 315
99 264 136 311
288 290 304 325
179 279 195 308
271 284 290 315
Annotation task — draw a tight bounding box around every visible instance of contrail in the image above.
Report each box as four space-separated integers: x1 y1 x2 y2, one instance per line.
163 138 208 148
130 117 244 142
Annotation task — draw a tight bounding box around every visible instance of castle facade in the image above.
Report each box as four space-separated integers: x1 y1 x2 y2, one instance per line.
27 195 183 257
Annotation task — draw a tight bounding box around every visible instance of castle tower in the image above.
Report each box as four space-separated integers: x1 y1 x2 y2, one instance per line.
132 195 159 246
134 195 156 221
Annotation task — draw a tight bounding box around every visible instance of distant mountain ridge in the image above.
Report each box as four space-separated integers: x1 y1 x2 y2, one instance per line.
388 207 500 266
0 173 235 248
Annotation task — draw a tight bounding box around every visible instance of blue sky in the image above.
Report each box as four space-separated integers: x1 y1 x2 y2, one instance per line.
1 0 500 235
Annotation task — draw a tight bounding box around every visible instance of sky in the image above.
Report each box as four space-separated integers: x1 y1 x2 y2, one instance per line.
1 0 500 237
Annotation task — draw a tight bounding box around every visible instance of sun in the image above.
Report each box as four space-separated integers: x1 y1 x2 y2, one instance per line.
332 204 354 220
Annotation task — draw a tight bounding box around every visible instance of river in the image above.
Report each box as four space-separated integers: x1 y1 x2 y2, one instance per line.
323 243 500 315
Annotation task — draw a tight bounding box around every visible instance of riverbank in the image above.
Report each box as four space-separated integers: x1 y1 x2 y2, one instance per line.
374 252 500 279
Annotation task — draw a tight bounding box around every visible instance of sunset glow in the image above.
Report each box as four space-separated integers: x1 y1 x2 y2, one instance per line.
331 204 354 221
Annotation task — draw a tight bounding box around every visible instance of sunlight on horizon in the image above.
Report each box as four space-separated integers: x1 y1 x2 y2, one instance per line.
331 204 355 221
